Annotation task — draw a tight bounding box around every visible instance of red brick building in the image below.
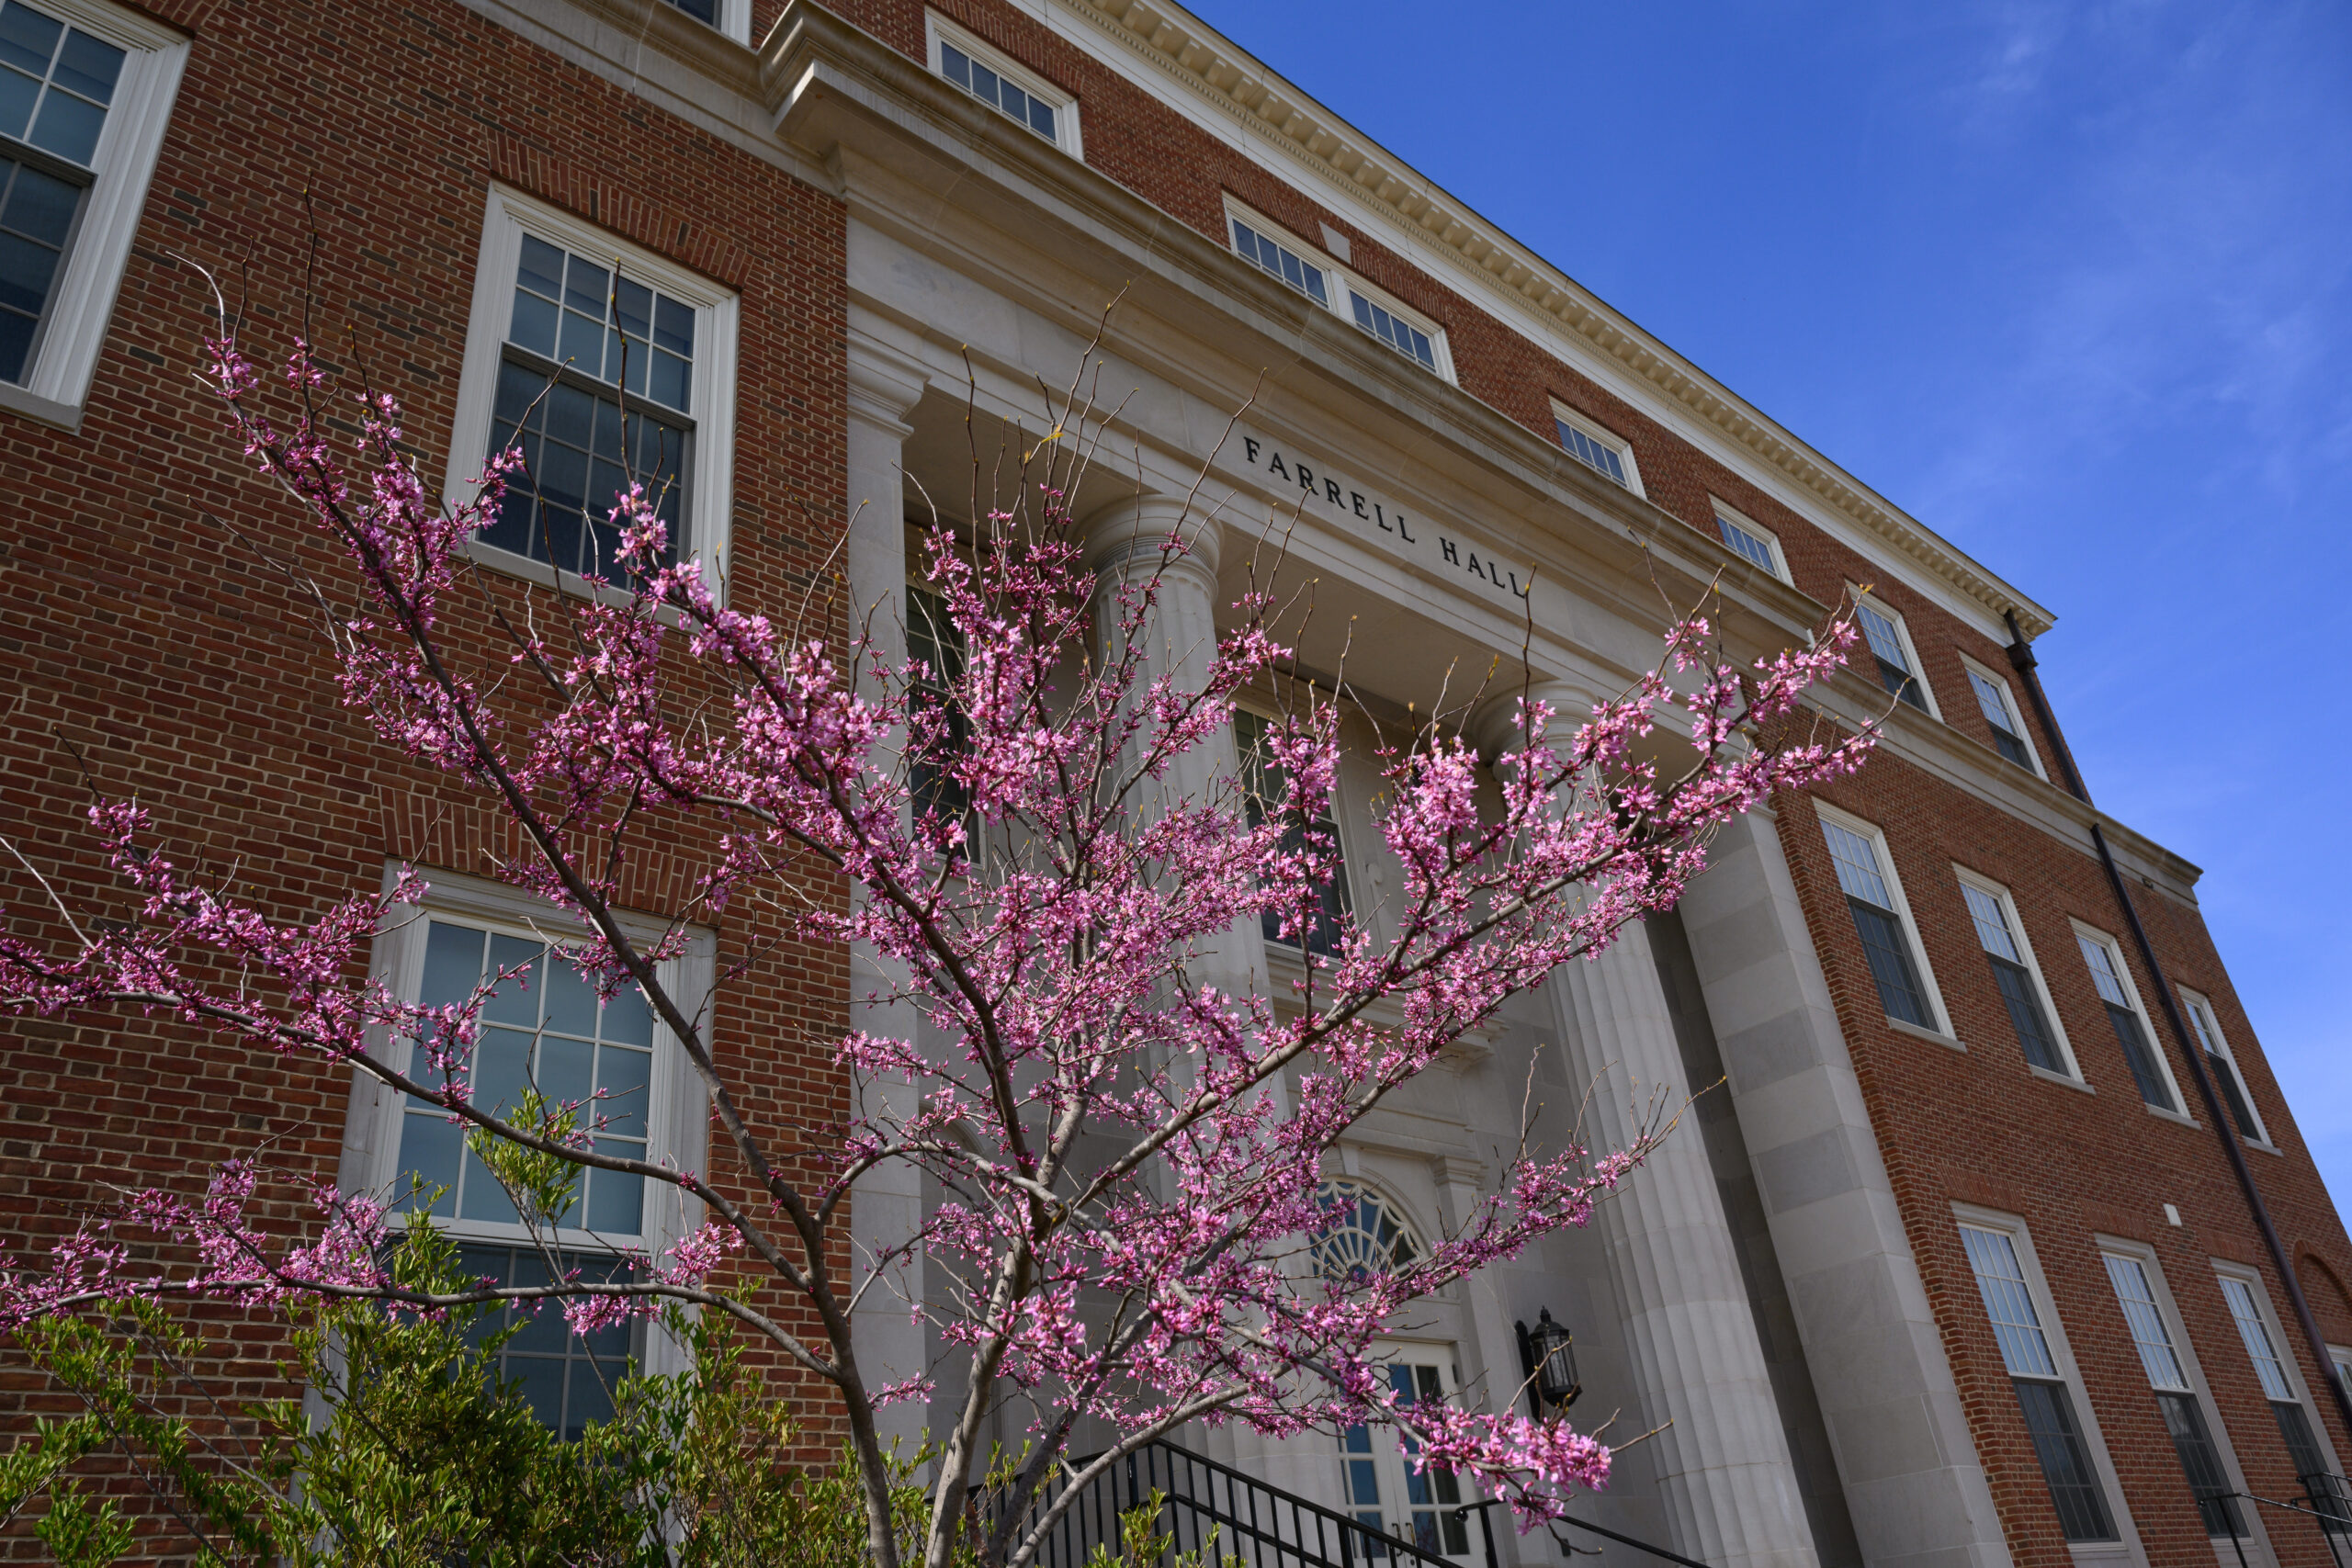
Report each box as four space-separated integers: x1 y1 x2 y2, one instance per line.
1 1 2345 1564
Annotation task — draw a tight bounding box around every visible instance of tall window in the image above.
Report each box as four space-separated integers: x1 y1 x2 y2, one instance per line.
2220 1273 2352 1532
2104 1252 2244 1538
1958 878 2065 1074
2075 930 2177 1111
449 187 739 592
1965 665 2037 773
481 234 695 580
1853 596 1928 712
1235 708 1351 957
905 582 972 829
356 871 710 1437
0 5 116 379
1819 814 1936 1031
0 0 183 417
2183 990 2266 1145
1961 1224 2117 1542
395 919 659 1239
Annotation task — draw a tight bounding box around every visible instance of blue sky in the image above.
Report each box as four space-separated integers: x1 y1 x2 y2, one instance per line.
1185 1 2352 1200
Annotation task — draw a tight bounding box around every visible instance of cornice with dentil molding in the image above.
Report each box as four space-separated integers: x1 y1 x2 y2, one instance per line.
1054 0 2053 640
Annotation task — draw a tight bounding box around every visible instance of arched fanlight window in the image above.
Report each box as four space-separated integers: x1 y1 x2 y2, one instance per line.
1311 1179 1423 1282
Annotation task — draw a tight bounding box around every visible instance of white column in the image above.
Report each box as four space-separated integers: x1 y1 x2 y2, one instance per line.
1477 682 1818 1568
1077 494 1264 1005
844 333 931 1462
1675 811 2008 1568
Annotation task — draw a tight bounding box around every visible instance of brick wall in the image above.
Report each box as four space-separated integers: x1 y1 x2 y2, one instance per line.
0 0 852 1546
1783 748 2352 1564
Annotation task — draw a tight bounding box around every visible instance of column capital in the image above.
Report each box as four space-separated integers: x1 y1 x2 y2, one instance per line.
846 336 930 438
1466 676 1606 763
1076 493 1223 593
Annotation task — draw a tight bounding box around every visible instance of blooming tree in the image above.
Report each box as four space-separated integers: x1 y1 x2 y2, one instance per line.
0 307 1875 1568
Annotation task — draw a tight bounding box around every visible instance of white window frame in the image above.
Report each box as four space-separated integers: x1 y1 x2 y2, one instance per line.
1815 799 1955 1043
661 0 751 44
1340 270 1452 380
1954 866 2081 1084
1550 398 1643 497
2214 1264 2348 1469
1954 1206 2146 1564
0 0 187 430
340 864 713 1352
1709 498 1788 582
444 183 741 600
2071 919 2189 1120
1846 583 1939 718
1220 196 1454 384
2098 1237 2272 1554
926 11 1082 156
1962 655 2044 778
2182 987 2272 1149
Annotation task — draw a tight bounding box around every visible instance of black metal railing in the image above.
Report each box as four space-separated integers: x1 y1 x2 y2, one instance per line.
2203 1472 2352 1568
999 1439 1704 1568
1012 1440 1465 1568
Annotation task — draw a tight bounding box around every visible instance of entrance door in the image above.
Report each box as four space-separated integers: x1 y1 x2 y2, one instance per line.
1338 1349 1481 1563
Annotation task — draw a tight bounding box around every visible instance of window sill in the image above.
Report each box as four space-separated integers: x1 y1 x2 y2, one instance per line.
1885 1016 1966 1053
2030 1066 2094 1095
0 378 85 432
2244 1137 2283 1158
2144 1102 2200 1129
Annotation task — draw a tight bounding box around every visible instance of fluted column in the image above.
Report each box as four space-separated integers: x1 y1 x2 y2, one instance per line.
1078 495 1266 1005
844 334 930 1461
1477 681 1817 1568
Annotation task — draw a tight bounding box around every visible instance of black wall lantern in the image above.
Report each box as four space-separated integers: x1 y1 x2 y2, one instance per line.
1515 1308 1580 1416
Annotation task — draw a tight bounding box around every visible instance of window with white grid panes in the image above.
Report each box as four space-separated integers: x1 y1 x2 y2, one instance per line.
1852 596 1929 712
481 233 695 581
2183 989 2266 1145
1960 1224 2117 1542
448 188 737 593
457 1243 639 1440
929 17 1076 152
1964 665 2037 773
2104 1252 2245 1537
2075 929 2177 1112
394 918 658 1241
1958 877 2066 1076
2220 1272 2352 1530
1230 215 1329 306
1713 509 1785 580
1819 814 1937 1032
0 0 180 409
1554 407 1632 489
1348 288 1436 371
